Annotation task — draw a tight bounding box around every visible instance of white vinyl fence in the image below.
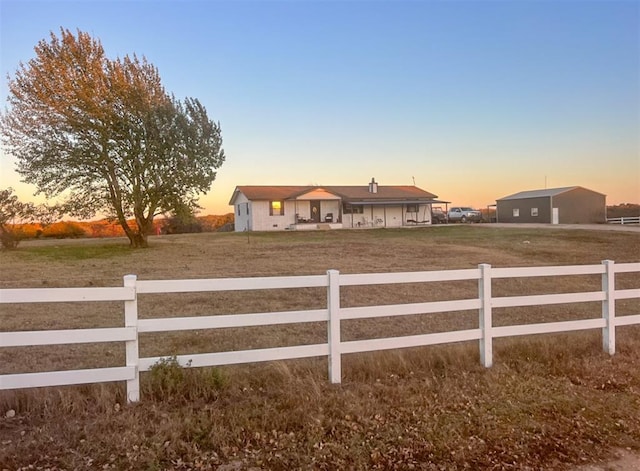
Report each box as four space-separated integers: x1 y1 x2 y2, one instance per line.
1 260 639 403
607 216 640 225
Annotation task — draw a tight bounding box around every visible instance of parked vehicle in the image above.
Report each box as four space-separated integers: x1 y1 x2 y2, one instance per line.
431 208 447 224
447 207 482 223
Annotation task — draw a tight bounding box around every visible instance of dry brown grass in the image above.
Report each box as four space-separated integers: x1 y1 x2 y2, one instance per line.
1 225 639 470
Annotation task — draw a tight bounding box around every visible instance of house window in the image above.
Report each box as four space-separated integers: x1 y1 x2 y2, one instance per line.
406 204 418 213
513 208 520 217
343 203 364 214
531 207 538 217
237 205 241 216
270 200 284 216
245 203 250 215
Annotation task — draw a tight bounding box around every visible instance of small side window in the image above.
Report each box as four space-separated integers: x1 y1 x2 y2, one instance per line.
513 208 520 217
531 207 538 217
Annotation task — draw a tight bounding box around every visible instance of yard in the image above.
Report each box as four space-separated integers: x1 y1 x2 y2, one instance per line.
1 225 639 470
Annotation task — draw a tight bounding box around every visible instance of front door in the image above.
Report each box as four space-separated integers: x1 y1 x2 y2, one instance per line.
310 201 321 223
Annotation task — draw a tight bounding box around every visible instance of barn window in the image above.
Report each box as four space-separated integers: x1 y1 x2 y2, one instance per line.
513 208 520 217
531 207 538 217
270 200 284 216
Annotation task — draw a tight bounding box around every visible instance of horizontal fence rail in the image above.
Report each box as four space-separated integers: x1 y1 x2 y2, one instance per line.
607 216 640 225
1 261 639 402
0 286 135 304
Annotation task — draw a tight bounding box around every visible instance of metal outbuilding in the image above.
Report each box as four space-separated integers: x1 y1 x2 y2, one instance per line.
496 186 606 224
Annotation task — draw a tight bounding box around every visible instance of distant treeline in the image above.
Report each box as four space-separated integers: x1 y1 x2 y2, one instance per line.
607 203 640 218
12 214 235 240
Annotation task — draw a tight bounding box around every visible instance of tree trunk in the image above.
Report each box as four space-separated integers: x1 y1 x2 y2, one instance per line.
113 215 148 248
129 214 154 248
129 230 148 248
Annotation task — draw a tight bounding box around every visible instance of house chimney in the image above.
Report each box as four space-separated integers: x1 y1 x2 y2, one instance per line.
368 177 378 194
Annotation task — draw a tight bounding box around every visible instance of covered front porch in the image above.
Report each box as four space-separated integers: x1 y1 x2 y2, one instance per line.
289 188 343 228
288 198 450 230
341 199 449 228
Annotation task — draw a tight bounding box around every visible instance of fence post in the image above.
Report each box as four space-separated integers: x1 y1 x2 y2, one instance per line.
479 264 493 367
327 269 342 384
124 275 140 402
601 260 615 355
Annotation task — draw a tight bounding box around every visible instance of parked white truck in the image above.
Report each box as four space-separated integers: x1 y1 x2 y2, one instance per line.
447 207 482 223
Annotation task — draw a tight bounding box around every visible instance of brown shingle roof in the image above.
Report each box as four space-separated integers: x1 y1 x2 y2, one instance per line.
233 186 312 201
230 185 438 205
325 185 437 201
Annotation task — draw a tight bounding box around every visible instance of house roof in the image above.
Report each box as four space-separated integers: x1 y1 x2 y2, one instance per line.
231 186 309 202
496 186 604 201
230 185 439 205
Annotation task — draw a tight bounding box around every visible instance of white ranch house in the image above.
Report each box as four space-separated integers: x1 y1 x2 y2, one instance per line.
229 178 446 232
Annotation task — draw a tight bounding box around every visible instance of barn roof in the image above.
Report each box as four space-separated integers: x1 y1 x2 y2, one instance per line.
496 186 603 201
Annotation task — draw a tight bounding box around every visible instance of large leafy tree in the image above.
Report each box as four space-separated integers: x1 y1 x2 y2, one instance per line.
1 28 225 247
0 187 57 249
0 188 33 249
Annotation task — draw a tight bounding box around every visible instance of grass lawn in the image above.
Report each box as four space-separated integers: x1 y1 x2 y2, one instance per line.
1 225 639 470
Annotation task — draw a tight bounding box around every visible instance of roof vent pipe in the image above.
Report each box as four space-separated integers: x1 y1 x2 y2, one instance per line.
369 177 378 194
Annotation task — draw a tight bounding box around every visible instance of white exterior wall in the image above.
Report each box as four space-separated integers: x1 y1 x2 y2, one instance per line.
295 202 311 221
249 200 297 231
370 205 398 227
233 193 251 232
234 194 433 232
320 201 341 222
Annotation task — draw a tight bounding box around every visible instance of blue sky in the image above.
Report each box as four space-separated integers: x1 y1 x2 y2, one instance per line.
1 0 638 214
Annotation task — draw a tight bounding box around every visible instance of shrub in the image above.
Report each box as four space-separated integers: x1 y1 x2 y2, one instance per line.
143 356 227 403
162 217 203 234
0 227 23 249
41 221 87 239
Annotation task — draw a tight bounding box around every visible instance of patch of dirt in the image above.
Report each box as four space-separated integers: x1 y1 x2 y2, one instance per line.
573 448 640 471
